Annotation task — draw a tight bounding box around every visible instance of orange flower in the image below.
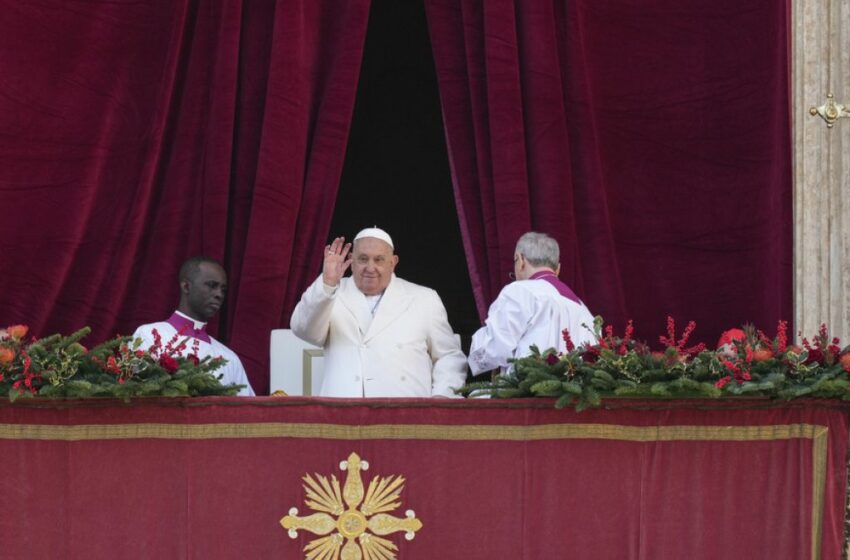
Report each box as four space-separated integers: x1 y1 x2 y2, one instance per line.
7 325 28 340
752 348 775 362
0 347 14 364
839 354 850 373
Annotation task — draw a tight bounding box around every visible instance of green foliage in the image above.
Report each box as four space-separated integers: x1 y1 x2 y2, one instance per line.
0 326 243 402
459 317 850 410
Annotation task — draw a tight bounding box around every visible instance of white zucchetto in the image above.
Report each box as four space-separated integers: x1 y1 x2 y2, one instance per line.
353 227 394 249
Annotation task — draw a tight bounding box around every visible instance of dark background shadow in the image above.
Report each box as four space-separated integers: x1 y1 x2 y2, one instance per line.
330 0 480 351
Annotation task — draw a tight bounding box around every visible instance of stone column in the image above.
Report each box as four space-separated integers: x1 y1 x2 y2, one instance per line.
793 0 850 343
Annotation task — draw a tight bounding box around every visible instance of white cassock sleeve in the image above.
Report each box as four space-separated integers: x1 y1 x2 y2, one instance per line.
467 285 530 375
425 291 469 397
289 276 336 347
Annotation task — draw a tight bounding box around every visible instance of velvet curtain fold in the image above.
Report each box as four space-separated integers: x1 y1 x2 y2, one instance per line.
0 0 796 390
425 0 793 344
0 0 371 394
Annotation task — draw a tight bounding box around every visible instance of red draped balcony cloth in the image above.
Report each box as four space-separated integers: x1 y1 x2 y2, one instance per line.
0 398 846 559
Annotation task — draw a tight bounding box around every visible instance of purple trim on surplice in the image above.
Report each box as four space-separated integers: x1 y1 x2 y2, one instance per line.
166 312 211 343
529 271 581 304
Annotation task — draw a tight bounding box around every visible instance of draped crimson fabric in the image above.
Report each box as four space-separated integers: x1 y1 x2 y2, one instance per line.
0 0 796 391
0 398 846 558
425 0 793 343
0 0 370 395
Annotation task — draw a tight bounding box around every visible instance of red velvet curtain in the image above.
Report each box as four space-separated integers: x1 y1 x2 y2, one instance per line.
425 0 793 343
0 0 370 394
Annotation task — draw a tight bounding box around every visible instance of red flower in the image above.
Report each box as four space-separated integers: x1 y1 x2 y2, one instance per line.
715 375 731 389
545 353 560 365
15 351 41 394
716 328 746 349
581 349 599 363
801 324 842 365
591 321 636 356
159 354 179 373
106 356 120 374
164 332 182 354
618 320 634 355
660 317 706 357
187 354 200 365
721 359 751 384
775 320 788 353
562 328 575 353
802 346 823 365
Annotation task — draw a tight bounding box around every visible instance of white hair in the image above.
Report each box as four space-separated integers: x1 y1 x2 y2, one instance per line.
515 232 559 269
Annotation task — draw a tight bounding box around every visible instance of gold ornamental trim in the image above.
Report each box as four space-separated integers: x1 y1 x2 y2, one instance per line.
809 93 850 128
0 421 827 442
281 452 422 559
811 427 827 560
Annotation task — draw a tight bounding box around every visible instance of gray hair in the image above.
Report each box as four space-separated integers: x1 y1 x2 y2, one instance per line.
515 232 559 269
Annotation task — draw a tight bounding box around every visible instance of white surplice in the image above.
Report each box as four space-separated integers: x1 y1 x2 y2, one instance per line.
132 313 255 396
468 279 596 374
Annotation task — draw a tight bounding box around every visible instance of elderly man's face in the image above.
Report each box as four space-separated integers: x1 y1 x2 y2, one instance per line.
351 237 398 295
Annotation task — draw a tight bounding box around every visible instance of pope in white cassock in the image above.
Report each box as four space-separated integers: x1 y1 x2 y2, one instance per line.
468 232 596 375
290 227 467 398
132 257 255 396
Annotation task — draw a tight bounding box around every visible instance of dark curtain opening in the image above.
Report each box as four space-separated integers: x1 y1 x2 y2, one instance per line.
330 0 479 346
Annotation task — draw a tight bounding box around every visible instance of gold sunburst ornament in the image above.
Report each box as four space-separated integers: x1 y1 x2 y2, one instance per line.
281 452 423 560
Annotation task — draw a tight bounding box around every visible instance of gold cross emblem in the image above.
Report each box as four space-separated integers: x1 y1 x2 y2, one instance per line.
281 452 423 559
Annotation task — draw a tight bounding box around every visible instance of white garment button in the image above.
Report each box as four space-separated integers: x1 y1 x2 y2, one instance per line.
400 376 406 381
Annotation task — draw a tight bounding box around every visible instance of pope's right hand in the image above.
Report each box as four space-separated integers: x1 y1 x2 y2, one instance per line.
322 237 352 287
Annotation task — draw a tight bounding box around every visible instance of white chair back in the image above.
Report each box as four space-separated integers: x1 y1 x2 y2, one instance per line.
269 329 324 396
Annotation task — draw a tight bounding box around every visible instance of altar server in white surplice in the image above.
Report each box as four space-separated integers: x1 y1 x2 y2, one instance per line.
290 227 467 398
468 232 596 375
132 256 255 396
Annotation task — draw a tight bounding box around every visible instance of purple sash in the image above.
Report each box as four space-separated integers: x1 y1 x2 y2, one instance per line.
530 271 581 304
166 312 211 343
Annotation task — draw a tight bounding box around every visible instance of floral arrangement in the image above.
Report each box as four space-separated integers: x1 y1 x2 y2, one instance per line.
0 324 243 402
460 317 850 410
